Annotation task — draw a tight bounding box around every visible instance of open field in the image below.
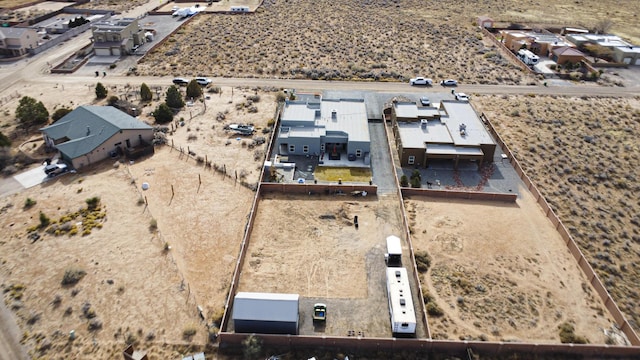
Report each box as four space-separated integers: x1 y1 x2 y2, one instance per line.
406 193 616 343
73 0 150 13
137 0 640 82
474 95 640 332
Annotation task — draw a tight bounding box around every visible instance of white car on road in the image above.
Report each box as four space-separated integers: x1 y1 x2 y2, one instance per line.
455 93 470 101
409 77 433 86
195 77 212 86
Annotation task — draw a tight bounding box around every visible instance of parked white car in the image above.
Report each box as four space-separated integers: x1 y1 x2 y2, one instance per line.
455 93 470 101
409 77 433 86
440 79 458 86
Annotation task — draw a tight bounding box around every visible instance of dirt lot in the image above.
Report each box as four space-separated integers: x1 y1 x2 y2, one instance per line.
236 193 420 338
406 190 616 343
0 76 276 358
474 95 640 333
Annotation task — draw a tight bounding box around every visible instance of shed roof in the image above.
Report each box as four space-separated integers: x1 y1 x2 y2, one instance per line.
40 105 152 159
233 292 299 323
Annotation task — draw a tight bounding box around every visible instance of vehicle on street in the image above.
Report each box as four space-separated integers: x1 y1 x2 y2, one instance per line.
172 78 189 86
409 77 433 86
227 124 255 135
454 93 470 101
440 79 458 86
419 96 431 106
195 77 212 86
313 303 327 322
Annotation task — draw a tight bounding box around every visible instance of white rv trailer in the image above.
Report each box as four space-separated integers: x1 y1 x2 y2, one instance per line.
385 235 402 267
385 267 417 336
517 49 540 65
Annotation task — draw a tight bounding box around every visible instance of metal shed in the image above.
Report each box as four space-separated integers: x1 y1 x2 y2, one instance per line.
232 292 299 335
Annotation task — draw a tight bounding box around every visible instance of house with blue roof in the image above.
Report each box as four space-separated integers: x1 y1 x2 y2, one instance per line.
40 105 154 169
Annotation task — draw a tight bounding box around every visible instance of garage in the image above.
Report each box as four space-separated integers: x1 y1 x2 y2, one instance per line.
232 292 299 335
94 48 111 56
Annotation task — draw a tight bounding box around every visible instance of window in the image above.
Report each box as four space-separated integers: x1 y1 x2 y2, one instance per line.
356 149 362 157
303 145 309 153
401 323 409 328
408 156 415 165
289 144 295 153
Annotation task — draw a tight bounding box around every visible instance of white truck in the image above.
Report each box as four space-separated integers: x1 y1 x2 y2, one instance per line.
384 235 402 267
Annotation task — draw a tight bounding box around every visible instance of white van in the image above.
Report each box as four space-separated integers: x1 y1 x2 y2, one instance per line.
385 235 402 267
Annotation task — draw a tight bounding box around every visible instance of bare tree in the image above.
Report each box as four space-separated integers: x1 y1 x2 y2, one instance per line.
593 19 613 34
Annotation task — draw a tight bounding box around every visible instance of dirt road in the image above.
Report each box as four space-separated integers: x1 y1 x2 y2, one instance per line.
0 300 29 360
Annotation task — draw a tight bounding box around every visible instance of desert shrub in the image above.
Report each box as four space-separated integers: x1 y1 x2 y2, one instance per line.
210 307 225 326
275 92 286 102
410 176 421 188
247 94 260 103
400 175 409 187
107 95 119 106
95 82 107 99
207 86 221 94
415 251 432 272
88 318 103 331
85 196 100 210
149 218 158 231
109 63 116 69
183 325 197 340
24 198 36 209
140 83 153 102
558 322 588 344
426 302 444 316
39 211 50 228
153 103 173 124
242 334 262 359
61 267 86 286
51 107 72 122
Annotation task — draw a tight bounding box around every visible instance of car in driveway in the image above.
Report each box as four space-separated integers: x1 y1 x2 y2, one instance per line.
195 77 212 86
440 79 458 86
454 93 470 101
419 96 431 106
409 77 433 86
45 163 68 177
172 77 189 86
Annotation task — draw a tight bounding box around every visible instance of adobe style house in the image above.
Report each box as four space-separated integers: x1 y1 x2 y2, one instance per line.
391 101 495 169
91 17 145 56
40 106 153 169
276 97 370 164
551 46 586 65
0 27 38 57
501 30 574 55
566 33 640 65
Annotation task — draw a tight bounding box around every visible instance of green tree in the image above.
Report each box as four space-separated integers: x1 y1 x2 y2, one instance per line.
242 334 262 360
140 83 152 102
15 96 49 127
153 103 174 124
95 82 107 99
51 107 72 122
165 85 185 109
186 79 203 99
0 131 11 147
107 95 119 106
400 174 409 187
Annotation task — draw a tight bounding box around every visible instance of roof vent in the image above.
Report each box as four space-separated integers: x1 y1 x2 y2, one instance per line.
459 123 467 136
421 119 428 128
331 109 337 121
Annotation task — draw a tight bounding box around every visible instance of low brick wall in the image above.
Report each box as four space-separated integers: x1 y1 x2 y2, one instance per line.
401 188 517 202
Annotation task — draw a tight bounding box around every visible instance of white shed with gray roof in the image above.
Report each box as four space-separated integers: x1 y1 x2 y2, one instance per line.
232 292 299 335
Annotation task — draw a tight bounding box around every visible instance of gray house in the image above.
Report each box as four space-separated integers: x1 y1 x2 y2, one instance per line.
232 292 299 335
40 106 153 169
276 97 370 163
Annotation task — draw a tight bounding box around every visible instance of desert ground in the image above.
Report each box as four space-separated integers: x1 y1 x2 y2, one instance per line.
1 0 640 357
406 191 615 343
0 77 277 358
474 95 640 333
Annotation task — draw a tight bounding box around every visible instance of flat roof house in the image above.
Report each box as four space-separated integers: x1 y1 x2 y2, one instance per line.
232 292 299 335
276 97 370 164
391 101 496 169
92 17 145 56
0 27 39 57
40 106 153 169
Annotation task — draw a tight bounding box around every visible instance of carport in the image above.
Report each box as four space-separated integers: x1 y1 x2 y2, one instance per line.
425 144 484 169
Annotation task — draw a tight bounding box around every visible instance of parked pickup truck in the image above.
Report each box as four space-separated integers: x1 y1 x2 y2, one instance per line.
44 163 68 177
409 77 433 86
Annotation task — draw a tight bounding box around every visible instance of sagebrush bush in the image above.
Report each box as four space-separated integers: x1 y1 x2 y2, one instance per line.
61 268 86 286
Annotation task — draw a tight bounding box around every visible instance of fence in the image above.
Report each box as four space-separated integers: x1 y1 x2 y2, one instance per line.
219 332 640 358
401 188 517 202
480 27 536 75
480 112 640 346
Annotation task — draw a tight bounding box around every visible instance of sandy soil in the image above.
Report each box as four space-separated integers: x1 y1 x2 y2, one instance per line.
0 77 276 358
406 189 616 343
474 95 640 332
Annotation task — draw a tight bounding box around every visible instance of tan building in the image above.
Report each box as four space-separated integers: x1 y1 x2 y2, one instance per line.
477 16 494 28
41 106 154 169
0 27 38 57
391 101 496 169
91 17 145 56
551 46 585 65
